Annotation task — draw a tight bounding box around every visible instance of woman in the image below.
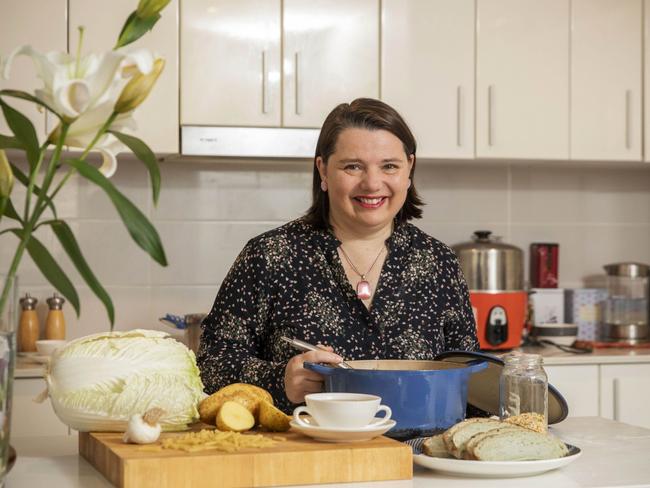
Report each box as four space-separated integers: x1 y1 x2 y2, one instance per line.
197 98 478 413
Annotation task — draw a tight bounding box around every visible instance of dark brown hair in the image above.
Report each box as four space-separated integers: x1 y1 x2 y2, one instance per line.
303 98 424 229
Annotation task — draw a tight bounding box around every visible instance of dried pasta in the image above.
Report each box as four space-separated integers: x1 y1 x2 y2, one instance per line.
139 429 283 453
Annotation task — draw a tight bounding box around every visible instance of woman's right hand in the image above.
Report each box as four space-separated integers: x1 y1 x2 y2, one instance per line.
284 347 342 404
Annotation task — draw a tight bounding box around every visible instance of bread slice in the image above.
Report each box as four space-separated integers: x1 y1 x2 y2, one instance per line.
462 426 523 460
445 419 510 459
442 419 495 452
470 429 570 461
422 434 452 458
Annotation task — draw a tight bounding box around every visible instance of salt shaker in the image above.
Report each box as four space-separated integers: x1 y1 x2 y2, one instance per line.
45 293 66 340
18 294 39 352
499 352 548 431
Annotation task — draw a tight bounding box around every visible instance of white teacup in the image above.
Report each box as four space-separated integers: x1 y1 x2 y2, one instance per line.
293 393 392 429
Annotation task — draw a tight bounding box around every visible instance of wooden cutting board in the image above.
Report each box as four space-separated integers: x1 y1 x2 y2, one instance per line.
79 428 412 488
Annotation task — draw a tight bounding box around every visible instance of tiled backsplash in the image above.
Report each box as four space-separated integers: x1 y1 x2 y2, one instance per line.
3 156 650 339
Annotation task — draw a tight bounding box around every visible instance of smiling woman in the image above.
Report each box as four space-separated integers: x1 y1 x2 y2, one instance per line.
197 98 479 413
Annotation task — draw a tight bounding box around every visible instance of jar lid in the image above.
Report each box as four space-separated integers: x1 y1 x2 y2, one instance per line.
603 262 650 278
435 350 568 424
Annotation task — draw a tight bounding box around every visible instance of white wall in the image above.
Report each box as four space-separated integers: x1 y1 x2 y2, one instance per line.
2 156 650 339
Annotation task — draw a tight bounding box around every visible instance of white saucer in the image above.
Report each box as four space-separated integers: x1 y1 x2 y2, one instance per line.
290 416 396 442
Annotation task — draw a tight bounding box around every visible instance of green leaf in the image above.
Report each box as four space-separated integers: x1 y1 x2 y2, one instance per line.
1 198 22 222
65 159 167 266
109 130 160 205
115 11 160 49
0 99 40 171
0 90 62 121
48 220 115 326
0 134 24 150
10 229 80 317
9 163 57 219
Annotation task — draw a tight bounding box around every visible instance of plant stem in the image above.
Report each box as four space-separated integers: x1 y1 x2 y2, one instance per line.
0 123 69 319
23 149 45 221
44 112 118 210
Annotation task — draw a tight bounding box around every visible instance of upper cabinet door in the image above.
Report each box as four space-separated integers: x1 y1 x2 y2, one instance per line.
476 0 569 159
382 0 474 159
69 0 179 154
181 0 281 128
571 0 642 161
0 0 67 142
282 0 379 128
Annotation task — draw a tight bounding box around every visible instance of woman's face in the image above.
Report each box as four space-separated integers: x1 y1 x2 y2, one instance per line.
316 128 414 233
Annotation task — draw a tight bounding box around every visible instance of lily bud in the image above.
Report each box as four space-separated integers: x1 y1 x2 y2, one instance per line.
114 58 165 114
0 150 14 198
136 0 171 19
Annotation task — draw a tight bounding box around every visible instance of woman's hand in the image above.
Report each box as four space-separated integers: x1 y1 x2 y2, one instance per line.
284 346 342 404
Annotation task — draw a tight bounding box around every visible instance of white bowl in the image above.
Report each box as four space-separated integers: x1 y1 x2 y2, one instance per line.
35 340 67 356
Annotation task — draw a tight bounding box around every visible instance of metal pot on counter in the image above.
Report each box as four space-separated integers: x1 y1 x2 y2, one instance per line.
452 231 527 350
305 358 487 439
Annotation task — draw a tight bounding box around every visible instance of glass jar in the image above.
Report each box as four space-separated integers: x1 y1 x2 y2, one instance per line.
499 353 548 431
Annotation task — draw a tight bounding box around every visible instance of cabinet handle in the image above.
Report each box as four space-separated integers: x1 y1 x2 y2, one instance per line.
625 89 631 150
613 378 620 421
456 85 462 147
261 51 268 114
488 85 494 147
294 52 300 115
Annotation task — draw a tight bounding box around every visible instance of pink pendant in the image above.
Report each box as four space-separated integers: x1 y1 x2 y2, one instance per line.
356 280 372 300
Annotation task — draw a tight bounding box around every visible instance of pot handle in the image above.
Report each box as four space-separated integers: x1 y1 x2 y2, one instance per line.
303 362 337 376
466 359 488 374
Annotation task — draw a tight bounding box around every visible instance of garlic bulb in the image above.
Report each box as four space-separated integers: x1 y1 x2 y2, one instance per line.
123 407 165 444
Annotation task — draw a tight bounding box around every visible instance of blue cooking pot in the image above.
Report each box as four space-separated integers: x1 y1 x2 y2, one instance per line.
304 359 487 439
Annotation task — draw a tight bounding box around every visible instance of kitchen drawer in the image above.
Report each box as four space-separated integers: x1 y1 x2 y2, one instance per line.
545 364 599 417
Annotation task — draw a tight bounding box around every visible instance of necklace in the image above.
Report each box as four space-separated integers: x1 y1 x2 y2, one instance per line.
339 245 385 300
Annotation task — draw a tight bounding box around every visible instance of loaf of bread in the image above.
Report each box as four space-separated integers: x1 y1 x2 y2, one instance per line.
422 434 452 458
442 418 508 458
468 429 569 461
423 417 569 462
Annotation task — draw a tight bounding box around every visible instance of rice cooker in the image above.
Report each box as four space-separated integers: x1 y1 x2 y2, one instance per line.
452 231 527 350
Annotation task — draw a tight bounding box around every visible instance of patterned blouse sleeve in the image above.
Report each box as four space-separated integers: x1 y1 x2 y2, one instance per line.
197 239 292 411
441 254 480 352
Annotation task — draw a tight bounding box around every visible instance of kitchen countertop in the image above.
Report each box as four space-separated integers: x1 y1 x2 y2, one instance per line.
13 347 650 380
5 417 650 487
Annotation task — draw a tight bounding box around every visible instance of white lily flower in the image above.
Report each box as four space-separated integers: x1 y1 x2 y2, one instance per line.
2 45 155 122
2 43 157 177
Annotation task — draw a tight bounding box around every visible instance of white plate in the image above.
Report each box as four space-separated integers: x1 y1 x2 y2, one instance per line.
413 444 581 478
290 416 396 442
27 355 50 364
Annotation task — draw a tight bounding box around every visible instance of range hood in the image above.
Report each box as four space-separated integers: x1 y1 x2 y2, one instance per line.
181 126 320 159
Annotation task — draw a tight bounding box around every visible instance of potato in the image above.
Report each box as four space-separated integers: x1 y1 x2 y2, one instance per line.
199 383 273 424
216 401 255 432
258 400 291 432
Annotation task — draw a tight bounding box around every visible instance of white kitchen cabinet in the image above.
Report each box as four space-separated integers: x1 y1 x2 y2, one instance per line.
571 0 642 161
0 0 67 142
381 0 474 159
11 378 70 437
545 365 600 417
600 363 650 429
69 0 179 153
476 0 569 159
282 0 379 128
181 0 282 127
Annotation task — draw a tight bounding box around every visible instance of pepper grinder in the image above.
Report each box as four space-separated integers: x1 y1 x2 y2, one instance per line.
18 294 39 352
45 293 66 340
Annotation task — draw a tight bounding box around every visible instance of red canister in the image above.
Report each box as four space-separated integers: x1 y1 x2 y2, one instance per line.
530 243 559 288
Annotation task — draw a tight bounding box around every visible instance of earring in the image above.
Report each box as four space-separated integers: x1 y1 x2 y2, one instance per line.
320 181 328 192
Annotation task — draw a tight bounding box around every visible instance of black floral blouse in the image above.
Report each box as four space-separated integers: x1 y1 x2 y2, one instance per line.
197 218 479 413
